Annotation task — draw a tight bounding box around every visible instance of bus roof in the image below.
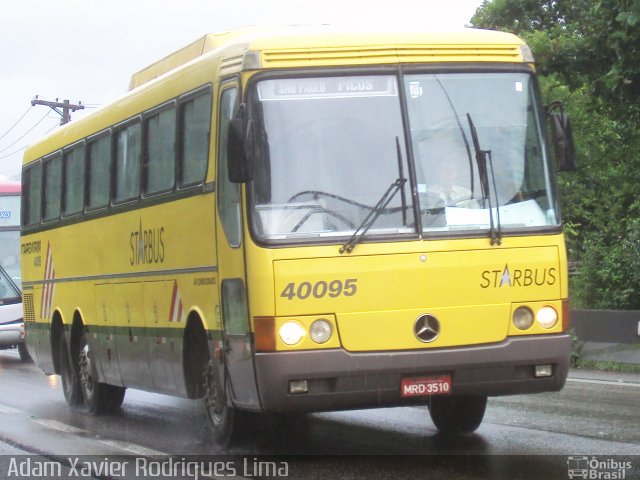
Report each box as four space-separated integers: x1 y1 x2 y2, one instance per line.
129 26 529 90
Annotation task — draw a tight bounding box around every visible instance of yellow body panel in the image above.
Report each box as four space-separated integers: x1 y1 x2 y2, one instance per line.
21 195 219 331
263 235 565 351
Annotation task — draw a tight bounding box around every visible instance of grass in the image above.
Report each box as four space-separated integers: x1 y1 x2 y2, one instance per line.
573 358 640 374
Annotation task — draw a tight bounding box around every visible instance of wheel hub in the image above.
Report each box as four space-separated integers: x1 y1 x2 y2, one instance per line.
79 343 95 398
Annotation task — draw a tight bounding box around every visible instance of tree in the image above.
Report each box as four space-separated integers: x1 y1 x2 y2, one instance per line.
472 0 640 309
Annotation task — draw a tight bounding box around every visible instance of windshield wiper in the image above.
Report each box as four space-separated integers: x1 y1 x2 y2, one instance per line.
396 136 408 227
340 177 407 254
466 113 502 245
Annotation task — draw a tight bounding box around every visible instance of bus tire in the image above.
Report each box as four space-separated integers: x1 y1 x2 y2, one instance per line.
18 343 32 362
78 329 126 414
58 334 83 408
203 360 246 446
428 395 487 435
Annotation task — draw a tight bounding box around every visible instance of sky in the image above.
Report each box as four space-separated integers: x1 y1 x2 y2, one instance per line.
0 0 484 180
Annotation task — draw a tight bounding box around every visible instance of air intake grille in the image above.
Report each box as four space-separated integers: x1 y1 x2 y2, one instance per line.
261 45 522 66
23 293 36 323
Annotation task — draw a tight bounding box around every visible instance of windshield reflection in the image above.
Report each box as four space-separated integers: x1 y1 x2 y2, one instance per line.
248 71 558 244
250 75 411 241
405 72 557 233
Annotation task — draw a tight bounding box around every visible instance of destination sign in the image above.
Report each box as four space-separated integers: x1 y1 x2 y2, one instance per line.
258 76 397 101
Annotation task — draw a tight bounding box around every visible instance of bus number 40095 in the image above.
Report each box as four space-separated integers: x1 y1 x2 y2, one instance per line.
280 279 358 300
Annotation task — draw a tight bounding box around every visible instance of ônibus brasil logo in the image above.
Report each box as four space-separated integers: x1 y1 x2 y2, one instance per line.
567 456 633 479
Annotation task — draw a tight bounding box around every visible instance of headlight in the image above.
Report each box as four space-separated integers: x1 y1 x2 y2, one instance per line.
513 306 534 330
537 306 558 329
309 319 332 344
278 322 306 345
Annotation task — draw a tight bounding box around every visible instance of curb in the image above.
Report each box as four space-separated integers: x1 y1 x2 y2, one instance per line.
573 341 640 373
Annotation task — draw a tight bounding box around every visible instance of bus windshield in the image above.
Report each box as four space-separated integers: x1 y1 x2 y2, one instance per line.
0 192 21 289
249 72 558 243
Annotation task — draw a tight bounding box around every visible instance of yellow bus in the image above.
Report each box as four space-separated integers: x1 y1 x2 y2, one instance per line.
21 26 575 444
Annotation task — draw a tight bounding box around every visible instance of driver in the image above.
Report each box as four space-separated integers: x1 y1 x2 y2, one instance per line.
414 123 480 209
424 159 479 209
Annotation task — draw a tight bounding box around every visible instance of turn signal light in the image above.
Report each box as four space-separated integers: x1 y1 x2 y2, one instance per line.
254 317 276 352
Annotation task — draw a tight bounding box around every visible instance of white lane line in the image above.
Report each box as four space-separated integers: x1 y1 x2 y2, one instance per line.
98 439 167 457
31 417 169 457
31 418 88 434
0 403 23 414
567 377 640 388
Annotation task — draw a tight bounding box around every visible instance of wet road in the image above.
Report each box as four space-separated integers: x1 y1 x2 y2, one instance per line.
0 349 639 479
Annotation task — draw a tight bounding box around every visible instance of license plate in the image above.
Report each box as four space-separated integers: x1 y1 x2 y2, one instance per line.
401 375 452 397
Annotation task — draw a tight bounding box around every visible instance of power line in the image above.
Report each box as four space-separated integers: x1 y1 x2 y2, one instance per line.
0 106 33 142
0 111 50 155
0 119 58 161
43 122 59 135
0 145 30 161
0 115 60 160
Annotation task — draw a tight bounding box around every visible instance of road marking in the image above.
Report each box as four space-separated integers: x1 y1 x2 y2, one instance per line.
31 417 169 457
31 419 87 434
98 439 167 457
0 403 22 414
567 377 640 389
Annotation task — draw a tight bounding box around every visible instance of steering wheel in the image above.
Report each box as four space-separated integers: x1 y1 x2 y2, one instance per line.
290 207 356 233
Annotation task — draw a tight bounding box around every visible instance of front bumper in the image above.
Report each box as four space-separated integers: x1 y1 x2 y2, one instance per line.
254 334 570 412
0 321 25 347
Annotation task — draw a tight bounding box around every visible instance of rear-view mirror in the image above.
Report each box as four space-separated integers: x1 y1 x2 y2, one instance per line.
547 102 577 172
227 103 254 183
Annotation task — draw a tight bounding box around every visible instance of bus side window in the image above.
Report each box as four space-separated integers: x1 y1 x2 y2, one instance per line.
87 134 111 210
114 122 142 203
22 162 42 226
179 90 212 187
63 145 85 216
145 105 176 195
43 153 62 222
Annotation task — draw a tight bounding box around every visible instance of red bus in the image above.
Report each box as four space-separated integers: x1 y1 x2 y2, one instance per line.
0 181 28 361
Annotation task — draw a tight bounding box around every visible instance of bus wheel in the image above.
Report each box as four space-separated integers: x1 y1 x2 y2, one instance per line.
428 395 487 435
203 360 244 446
78 329 125 414
18 343 32 362
58 334 83 408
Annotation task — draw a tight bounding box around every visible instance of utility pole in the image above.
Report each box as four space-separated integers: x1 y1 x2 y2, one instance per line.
31 96 85 125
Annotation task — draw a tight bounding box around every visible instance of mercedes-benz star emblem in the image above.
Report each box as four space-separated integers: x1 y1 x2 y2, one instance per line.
414 314 440 343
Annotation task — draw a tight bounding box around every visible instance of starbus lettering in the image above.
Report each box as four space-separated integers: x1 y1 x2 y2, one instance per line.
480 264 557 288
130 220 165 266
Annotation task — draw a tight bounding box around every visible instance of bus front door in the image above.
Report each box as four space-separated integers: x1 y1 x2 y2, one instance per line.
215 83 260 410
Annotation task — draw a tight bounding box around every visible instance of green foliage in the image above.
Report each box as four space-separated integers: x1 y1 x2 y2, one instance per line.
568 328 584 366
472 0 640 309
572 218 640 309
